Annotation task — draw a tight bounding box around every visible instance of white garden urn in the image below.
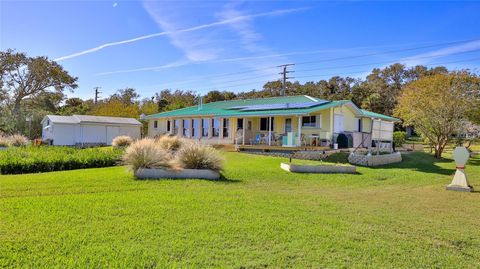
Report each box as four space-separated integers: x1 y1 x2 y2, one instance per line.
446 146 473 192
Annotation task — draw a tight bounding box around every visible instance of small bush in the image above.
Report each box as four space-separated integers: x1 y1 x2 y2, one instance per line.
393 131 407 147
112 136 133 148
175 142 224 171
0 136 10 147
157 135 183 152
123 138 173 172
8 134 29 147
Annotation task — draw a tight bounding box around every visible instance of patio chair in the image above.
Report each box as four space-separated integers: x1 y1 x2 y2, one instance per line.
251 133 262 145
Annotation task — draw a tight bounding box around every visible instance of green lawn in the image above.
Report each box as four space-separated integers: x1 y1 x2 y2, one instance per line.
1 152 479 268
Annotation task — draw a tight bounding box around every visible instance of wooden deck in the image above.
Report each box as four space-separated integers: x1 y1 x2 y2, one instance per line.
236 144 330 151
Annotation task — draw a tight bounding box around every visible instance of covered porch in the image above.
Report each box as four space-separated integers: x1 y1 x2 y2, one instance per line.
232 112 333 148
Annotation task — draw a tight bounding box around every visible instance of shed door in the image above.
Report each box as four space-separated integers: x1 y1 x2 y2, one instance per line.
334 114 344 133
106 126 120 145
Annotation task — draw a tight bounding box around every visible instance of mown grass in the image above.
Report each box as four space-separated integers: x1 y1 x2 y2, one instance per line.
0 151 479 268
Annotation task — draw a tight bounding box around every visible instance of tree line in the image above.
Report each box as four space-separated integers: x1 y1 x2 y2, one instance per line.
1 49 479 157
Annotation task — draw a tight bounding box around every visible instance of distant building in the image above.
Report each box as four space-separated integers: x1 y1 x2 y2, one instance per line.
41 115 141 146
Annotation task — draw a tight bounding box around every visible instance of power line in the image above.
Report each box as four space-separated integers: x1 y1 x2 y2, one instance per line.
294 38 480 66
194 57 480 93
153 38 479 89
184 50 480 91
295 48 480 73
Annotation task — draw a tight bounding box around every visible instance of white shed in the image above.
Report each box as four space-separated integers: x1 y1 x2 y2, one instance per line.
41 115 142 146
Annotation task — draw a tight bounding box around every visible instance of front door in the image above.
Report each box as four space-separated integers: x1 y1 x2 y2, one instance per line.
284 118 292 133
334 114 344 133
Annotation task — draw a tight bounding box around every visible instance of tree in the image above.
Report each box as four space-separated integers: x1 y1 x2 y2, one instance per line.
394 72 480 158
0 50 78 132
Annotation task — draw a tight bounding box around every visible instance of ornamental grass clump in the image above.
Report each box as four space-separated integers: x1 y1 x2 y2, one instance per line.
156 135 183 152
0 136 10 147
112 135 133 148
175 142 224 171
123 138 173 172
8 134 29 147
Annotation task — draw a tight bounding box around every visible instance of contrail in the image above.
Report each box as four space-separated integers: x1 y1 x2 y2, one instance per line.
54 7 308 62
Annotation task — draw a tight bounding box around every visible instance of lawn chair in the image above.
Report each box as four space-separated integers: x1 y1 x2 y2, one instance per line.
250 133 262 145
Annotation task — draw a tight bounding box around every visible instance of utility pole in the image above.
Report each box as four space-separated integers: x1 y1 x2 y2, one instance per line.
94 87 102 104
277 64 295 96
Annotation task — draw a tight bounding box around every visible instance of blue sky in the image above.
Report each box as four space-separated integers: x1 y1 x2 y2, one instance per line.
1 0 480 100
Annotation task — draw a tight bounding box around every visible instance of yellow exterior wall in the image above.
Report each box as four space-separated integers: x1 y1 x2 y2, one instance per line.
333 106 360 132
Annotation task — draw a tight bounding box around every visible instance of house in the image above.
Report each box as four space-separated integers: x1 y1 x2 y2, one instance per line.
41 115 142 146
145 95 400 149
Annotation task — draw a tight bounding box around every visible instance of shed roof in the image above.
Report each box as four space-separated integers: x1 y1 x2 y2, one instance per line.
146 95 400 122
43 115 141 125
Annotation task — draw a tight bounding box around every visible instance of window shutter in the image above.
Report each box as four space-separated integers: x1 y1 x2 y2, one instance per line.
316 115 321 128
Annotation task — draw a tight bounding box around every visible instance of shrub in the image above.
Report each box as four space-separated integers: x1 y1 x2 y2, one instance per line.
0 146 123 174
123 138 173 172
175 142 224 171
393 131 407 147
156 135 183 152
9 134 29 147
0 136 10 147
112 136 133 148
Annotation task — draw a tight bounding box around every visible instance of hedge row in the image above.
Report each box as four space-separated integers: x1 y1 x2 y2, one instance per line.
0 146 123 174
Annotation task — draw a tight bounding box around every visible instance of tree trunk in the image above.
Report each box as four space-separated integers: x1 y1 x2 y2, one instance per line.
434 139 447 159
12 99 23 132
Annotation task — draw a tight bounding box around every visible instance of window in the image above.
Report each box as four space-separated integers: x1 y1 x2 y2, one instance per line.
237 118 243 130
357 118 362 132
212 118 220 137
260 117 274 131
166 120 171 132
202 119 209 137
183 119 190 137
46 119 50 126
192 119 199 137
153 120 158 129
223 118 229 138
302 116 316 127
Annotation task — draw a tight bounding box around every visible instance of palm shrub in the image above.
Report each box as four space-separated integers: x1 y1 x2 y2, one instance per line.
9 134 29 147
156 135 183 152
112 135 133 148
123 138 173 172
175 141 224 171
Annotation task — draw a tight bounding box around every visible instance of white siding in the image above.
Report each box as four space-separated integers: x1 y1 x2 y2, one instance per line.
52 124 76 146
81 125 107 144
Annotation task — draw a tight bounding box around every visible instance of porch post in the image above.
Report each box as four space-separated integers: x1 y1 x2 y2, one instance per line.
179 119 184 137
268 117 272 146
208 118 213 138
242 118 246 145
297 116 302 146
219 118 224 143
188 118 192 138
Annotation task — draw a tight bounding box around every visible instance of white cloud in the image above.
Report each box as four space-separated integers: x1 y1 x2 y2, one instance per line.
113 3 117 8
54 6 306 62
401 39 480 66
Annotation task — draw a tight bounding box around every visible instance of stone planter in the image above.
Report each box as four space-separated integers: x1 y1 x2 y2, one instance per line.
135 168 220 180
348 152 402 167
280 162 356 174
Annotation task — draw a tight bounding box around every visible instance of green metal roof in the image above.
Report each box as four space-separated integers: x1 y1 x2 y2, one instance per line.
361 109 401 122
145 95 399 122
